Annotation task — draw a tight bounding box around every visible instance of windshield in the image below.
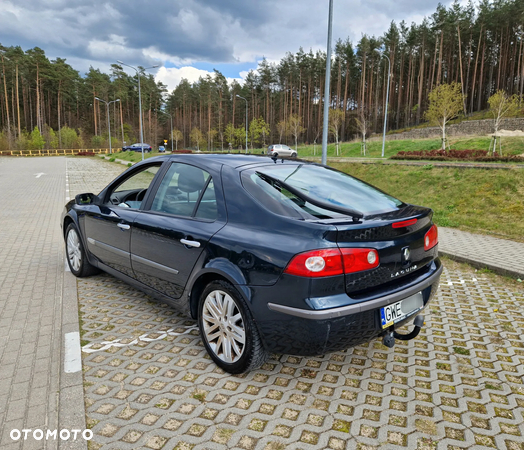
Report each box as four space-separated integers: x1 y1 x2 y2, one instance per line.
242 163 403 219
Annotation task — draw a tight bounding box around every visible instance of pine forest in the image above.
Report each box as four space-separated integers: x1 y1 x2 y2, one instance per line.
1 0 524 151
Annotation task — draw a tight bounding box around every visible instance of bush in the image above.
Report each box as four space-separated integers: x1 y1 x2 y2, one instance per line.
391 149 524 163
173 149 192 154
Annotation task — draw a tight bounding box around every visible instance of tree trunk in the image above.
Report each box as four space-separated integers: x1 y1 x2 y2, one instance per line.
477 37 486 112
436 31 444 86
470 28 482 112
58 82 62 148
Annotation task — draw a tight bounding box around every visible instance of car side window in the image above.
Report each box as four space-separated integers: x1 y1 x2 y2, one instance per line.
151 163 217 220
108 164 161 209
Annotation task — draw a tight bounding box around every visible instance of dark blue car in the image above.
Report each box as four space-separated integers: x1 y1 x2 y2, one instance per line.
122 143 152 153
62 154 442 373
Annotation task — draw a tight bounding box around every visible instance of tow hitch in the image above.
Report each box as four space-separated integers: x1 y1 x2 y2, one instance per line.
382 315 425 348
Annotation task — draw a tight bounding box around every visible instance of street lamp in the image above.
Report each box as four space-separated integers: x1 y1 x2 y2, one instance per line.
95 97 120 154
158 110 174 153
117 60 159 160
236 94 248 154
376 49 391 158
321 0 334 166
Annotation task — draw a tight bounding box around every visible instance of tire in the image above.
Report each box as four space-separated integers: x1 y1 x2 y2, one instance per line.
198 280 268 373
65 223 99 277
291 152 297 157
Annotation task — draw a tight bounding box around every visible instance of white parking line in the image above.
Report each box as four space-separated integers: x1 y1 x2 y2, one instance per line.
82 326 198 353
64 332 82 373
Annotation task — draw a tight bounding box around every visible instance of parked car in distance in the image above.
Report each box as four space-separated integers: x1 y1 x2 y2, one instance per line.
122 143 152 153
158 146 166 153
62 154 441 373
267 144 297 157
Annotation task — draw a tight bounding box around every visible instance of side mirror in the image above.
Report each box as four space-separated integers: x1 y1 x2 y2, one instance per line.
75 193 99 205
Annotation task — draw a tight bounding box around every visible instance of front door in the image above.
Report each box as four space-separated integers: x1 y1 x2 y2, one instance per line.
84 162 163 277
130 162 225 299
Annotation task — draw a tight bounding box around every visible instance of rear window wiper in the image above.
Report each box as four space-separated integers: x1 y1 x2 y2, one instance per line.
255 171 364 222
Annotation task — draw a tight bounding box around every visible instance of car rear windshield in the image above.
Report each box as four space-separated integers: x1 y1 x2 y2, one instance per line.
241 163 404 219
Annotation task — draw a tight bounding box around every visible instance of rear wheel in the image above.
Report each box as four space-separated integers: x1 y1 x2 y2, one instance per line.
198 280 268 373
65 223 99 277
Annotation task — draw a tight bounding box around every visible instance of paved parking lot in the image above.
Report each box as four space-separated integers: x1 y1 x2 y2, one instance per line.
78 262 524 450
64 157 524 449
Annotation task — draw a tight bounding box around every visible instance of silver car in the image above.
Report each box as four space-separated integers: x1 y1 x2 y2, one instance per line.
267 144 297 158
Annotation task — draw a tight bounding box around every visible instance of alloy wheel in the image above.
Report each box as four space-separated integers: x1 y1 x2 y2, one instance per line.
201 289 246 363
67 228 82 272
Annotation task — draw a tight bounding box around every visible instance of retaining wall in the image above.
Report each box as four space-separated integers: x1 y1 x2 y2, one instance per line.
385 118 524 140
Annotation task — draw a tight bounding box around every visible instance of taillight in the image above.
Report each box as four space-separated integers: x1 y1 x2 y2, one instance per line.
284 248 379 278
424 224 438 251
284 249 343 277
341 248 379 274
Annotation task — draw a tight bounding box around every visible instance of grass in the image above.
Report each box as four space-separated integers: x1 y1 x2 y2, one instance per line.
295 135 524 159
104 150 167 163
106 136 524 162
331 162 524 242
103 140 524 242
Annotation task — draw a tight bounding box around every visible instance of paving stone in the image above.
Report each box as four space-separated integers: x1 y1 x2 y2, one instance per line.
60 156 524 450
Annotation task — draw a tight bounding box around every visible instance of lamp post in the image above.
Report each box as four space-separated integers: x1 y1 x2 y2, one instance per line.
158 110 174 153
376 50 391 158
117 60 159 160
236 94 248 154
321 0 334 166
95 97 120 154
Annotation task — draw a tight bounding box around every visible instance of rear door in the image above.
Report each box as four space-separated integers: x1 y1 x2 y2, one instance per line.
130 162 226 298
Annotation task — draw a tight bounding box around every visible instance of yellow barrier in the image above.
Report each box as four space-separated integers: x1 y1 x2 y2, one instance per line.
0 149 112 156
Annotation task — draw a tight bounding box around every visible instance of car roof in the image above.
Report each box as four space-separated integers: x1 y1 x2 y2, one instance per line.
145 153 309 170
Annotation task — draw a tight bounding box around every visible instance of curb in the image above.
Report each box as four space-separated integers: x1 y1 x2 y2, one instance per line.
59 266 88 450
439 250 524 280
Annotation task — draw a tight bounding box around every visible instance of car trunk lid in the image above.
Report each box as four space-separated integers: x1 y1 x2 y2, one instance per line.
334 205 436 295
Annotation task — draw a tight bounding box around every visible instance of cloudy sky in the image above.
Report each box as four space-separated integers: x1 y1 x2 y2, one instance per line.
1 0 465 92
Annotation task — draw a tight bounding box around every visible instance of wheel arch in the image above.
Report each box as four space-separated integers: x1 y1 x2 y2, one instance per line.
187 259 251 319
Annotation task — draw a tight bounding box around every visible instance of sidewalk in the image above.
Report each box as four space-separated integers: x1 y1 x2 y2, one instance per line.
304 156 524 169
439 227 524 279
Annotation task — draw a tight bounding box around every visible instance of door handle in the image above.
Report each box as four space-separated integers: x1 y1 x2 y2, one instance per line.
117 223 131 230
180 238 201 248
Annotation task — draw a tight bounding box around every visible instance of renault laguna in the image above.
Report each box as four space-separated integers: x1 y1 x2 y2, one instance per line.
62 154 442 373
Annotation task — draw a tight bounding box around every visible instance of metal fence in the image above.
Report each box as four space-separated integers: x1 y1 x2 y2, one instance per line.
0 148 111 156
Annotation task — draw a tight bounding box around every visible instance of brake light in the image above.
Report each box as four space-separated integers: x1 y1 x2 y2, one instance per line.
284 248 379 278
424 224 438 251
392 218 417 228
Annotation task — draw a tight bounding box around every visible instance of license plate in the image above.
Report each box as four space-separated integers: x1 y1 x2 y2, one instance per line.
380 292 423 329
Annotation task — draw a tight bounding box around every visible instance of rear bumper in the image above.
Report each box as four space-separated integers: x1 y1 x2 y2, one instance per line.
267 260 442 320
255 259 442 356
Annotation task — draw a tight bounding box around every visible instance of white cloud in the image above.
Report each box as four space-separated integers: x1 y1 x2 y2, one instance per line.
155 66 242 92
155 66 210 90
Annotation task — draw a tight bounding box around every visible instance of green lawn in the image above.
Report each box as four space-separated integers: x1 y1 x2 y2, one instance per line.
106 150 167 163
106 135 524 162
332 162 524 242
102 144 524 242
294 136 524 159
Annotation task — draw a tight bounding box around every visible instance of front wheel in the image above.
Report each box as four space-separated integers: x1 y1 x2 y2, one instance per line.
291 152 297 157
65 223 99 277
198 280 268 373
